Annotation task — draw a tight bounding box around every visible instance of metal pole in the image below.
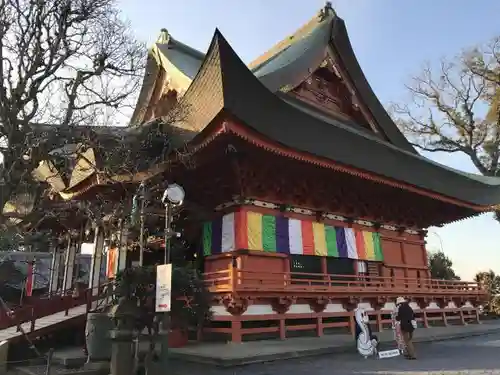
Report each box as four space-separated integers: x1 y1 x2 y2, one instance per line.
139 195 145 267
160 202 173 368
44 348 54 375
48 240 58 296
163 203 172 265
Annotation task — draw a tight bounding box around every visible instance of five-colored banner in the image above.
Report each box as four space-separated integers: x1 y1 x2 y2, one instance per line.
203 210 383 261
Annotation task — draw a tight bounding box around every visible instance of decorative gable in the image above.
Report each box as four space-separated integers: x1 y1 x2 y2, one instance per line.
287 58 380 135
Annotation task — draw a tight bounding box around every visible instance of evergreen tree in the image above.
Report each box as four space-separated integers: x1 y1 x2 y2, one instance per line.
428 251 460 280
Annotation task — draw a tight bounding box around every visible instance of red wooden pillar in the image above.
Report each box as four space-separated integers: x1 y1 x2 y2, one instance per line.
231 319 242 343
459 309 465 325
279 318 286 340
25 260 35 297
349 312 355 337
442 310 448 326
316 316 324 337
422 310 429 328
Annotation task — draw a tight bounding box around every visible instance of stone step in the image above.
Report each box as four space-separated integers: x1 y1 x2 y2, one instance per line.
12 362 107 375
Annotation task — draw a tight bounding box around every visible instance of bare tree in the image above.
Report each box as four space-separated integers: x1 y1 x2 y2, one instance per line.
391 37 500 177
0 0 146 226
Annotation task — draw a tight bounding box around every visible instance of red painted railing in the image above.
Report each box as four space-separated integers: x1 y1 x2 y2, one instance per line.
0 284 111 333
203 268 486 297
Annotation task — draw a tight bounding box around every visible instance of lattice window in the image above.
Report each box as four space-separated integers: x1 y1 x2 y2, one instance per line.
326 257 355 286
290 255 322 285
367 261 381 277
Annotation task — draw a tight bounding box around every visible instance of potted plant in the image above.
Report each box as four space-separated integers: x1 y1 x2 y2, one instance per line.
169 264 212 347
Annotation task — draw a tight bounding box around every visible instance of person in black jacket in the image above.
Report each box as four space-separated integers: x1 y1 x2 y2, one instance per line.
396 296 416 359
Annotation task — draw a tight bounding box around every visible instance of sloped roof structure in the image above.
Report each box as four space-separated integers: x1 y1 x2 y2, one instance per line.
131 4 415 154
128 3 500 211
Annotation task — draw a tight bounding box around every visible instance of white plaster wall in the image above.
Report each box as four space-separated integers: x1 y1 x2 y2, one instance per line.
287 304 313 314
381 302 396 311
409 302 420 311
462 301 474 309
426 301 440 309
243 305 275 315
357 302 374 311
445 301 458 309
0 340 8 375
210 306 232 316
324 303 347 313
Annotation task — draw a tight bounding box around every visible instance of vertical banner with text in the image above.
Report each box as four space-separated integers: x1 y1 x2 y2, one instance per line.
155 264 172 312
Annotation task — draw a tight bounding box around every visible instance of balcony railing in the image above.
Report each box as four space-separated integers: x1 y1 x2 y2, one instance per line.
203 268 485 297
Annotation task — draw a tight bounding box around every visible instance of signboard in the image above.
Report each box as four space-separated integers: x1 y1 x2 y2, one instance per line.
378 349 401 359
155 264 172 312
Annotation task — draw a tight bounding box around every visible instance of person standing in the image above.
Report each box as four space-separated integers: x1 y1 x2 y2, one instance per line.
395 296 417 360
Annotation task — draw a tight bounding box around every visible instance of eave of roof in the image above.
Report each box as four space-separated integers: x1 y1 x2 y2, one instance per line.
173 28 500 209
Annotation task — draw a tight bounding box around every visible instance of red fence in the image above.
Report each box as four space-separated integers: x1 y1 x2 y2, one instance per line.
204 268 485 297
0 284 110 333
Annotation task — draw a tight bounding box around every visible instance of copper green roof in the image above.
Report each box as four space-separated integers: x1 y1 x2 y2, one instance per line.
128 4 500 210
171 28 500 209
130 5 416 154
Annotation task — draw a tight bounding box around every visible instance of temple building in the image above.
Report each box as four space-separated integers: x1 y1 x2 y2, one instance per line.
125 3 492 342
2 3 494 344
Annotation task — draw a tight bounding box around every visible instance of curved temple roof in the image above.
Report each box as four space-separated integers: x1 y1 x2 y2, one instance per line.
180 26 500 209
131 4 500 210
131 4 416 153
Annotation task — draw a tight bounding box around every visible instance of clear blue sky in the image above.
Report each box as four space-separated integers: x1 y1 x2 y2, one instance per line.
118 0 500 280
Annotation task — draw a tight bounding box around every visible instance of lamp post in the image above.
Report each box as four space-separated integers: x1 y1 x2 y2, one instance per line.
430 231 444 253
132 182 147 266
159 183 185 369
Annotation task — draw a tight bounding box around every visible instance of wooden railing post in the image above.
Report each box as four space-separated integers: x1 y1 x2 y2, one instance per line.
316 316 323 337
442 310 448 326
228 265 235 292
422 310 429 328
231 320 242 343
349 312 355 337
376 311 382 332
279 318 286 340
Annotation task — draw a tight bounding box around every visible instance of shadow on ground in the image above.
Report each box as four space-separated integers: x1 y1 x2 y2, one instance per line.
167 335 500 375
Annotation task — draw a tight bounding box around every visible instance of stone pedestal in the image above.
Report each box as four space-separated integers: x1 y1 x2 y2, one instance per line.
85 313 114 362
158 315 170 369
0 340 8 375
109 329 134 375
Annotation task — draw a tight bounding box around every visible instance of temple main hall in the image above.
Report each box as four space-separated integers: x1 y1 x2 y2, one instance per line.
125 3 491 341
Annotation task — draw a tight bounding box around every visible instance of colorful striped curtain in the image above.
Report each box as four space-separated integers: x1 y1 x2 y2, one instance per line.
202 211 384 261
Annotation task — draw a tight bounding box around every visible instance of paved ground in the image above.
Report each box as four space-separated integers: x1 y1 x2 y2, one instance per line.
169 321 499 366
169 332 500 375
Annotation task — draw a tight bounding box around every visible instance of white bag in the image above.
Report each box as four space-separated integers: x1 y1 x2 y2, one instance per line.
411 320 417 329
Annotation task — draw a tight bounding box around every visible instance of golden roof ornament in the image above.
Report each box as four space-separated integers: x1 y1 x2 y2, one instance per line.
319 1 336 21
157 28 170 44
